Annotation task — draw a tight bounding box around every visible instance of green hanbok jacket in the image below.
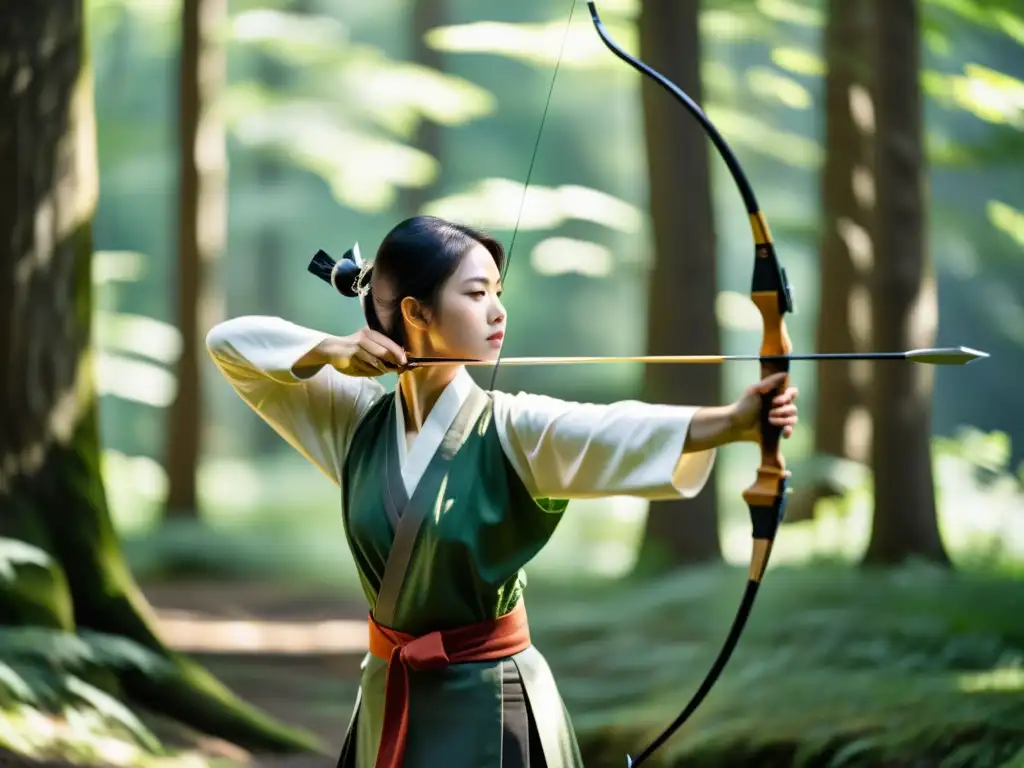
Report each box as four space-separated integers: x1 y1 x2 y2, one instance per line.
207 316 717 768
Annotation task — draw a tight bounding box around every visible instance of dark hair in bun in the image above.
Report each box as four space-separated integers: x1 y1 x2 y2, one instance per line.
308 216 504 348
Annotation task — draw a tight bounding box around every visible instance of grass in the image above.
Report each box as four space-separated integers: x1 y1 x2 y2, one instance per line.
525 562 1024 767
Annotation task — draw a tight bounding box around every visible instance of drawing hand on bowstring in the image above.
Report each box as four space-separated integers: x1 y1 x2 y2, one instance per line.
328 327 408 377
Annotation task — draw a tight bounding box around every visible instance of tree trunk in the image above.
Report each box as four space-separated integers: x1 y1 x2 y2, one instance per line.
787 0 876 522
0 0 323 756
863 0 949 566
634 0 722 571
401 0 444 217
162 0 227 519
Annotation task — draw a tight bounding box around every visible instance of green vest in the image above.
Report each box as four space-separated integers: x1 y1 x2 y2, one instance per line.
336 386 583 768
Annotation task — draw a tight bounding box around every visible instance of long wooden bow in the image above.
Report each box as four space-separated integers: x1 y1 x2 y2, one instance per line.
580 3 979 766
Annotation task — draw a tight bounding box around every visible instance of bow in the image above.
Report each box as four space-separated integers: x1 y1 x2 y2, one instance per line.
582 3 788 765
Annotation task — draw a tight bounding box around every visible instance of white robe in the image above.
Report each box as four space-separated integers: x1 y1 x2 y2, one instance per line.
205 315 716 502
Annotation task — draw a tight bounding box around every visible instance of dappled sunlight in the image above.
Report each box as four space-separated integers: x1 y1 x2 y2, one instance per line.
0 699 154 767
924 64 1024 127
756 0 823 28
428 5 777 72
958 665 1024 693
771 47 825 77
715 290 764 331
424 179 642 233
94 312 182 365
745 67 813 109
908 274 940 353
530 237 613 277
102 451 168 531
988 199 1024 248
712 427 1024 571
701 8 771 41
224 17 502 212
529 496 647 579
104 452 319 533
705 105 822 167
156 610 366 654
231 103 437 211
702 61 742 102
427 17 633 72
230 8 349 53
340 53 497 134
108 437 1024 588
843 406 872 462
847 284 872 347
92 250 147 286
97 352 177 407
88 0 178 25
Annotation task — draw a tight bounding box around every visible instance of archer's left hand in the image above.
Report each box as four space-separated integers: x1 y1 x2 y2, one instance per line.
730 371 799 443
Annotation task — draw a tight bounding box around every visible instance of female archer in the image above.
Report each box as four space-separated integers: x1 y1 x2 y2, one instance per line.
206 215 799 768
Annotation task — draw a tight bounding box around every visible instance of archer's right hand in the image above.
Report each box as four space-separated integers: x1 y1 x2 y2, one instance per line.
327 328 408 377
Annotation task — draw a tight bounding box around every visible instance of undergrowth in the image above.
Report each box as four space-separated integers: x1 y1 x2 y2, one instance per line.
0 627 192 766
527 561 1024 767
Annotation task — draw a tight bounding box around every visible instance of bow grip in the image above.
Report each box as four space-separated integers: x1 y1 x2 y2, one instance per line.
741 277 793 580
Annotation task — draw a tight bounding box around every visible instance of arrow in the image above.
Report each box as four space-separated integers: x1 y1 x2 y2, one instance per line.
398 346 988 369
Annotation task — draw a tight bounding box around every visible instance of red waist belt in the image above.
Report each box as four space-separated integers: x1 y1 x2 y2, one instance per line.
367 600 531 768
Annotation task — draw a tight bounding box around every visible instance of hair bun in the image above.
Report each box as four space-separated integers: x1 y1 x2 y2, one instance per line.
307 245 366 298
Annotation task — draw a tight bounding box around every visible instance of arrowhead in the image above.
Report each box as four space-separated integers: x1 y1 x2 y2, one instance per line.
906 346 990 365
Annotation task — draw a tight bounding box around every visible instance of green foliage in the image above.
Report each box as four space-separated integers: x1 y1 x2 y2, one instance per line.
0 540 74 631
0 627 171 762
526 562 1024 766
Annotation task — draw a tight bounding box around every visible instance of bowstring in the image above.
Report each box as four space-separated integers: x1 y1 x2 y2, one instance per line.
488 0 579 392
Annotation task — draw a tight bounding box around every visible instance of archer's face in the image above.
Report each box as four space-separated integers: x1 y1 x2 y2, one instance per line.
424 244 506 362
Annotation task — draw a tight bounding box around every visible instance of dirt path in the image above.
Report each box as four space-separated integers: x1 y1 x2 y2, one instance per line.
142 581 372 767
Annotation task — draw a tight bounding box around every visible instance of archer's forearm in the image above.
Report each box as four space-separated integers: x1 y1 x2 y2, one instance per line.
293 336 344 372
683 405 744 453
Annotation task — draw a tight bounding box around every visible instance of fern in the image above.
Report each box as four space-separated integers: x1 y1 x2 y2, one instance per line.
0 627 172 678
0 627 171 762
0 539 53 585
62 675 161 753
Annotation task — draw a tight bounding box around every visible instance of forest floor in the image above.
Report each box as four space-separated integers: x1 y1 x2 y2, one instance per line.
6 564 1024 767
140 581 369 768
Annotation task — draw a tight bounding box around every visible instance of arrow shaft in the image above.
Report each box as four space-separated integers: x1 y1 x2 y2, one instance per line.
405 351 935 368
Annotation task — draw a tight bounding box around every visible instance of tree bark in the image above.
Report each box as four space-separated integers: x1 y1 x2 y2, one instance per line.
863 0 950 566
634 0 722 571
787 0 876 522
162 0 227 519
0 0 323 756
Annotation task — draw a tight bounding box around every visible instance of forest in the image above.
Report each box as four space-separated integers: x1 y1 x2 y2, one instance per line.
1 0 1023 766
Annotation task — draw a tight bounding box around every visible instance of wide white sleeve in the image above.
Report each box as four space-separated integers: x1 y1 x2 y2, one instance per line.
491 391 716 501
205 315 385 485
